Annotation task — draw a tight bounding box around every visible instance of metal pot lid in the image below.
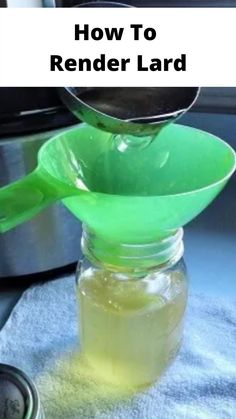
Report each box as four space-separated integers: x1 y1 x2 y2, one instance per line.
0 363 43 419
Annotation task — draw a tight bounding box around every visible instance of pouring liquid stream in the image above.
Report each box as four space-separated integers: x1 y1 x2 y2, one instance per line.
74 86 191 152
73 128 170 196
72 89 176 193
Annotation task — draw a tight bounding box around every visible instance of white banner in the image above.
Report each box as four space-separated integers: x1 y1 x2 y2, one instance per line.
0 8 235 86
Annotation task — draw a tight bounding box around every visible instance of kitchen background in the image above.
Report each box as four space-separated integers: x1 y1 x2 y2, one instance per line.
0 0 235 348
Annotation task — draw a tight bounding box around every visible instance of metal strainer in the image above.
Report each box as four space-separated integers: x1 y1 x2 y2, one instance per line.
60 87 200 136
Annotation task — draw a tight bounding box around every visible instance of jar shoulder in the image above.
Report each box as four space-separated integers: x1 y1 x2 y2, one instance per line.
77 258 188 312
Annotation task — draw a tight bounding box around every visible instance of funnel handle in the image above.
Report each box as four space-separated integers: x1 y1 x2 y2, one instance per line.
0 168 69 233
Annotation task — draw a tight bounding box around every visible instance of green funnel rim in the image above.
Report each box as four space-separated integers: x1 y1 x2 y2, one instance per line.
39 123 236 199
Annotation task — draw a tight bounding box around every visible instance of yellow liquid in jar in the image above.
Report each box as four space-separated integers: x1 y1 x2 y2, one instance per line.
78 269 187 388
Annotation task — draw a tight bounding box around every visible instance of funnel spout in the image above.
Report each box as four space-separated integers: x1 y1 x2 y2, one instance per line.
81 226 184 275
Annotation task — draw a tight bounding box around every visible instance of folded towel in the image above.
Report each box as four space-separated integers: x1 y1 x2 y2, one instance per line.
0 276 235 419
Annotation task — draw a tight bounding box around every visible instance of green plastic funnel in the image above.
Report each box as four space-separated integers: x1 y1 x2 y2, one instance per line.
0 123 235 243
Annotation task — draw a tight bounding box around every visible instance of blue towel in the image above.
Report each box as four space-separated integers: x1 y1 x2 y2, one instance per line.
0 276 235 419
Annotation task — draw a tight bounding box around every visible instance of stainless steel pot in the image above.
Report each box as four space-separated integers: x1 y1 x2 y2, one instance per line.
0 126 82 277
0 87 82 278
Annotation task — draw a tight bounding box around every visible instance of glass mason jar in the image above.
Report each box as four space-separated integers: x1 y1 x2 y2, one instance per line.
76 227 188 389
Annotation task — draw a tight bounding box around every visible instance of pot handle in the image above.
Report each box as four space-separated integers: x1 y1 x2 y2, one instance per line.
0 168 70 233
